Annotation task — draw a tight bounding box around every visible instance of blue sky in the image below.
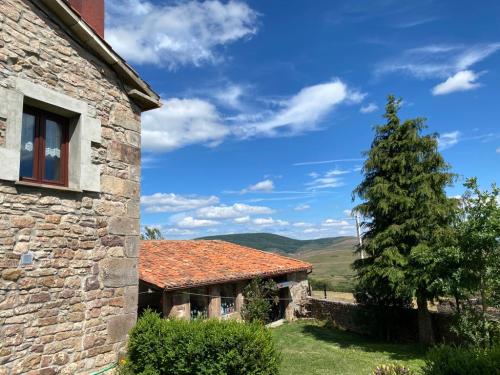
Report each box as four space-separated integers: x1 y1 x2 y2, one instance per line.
106 0 500 239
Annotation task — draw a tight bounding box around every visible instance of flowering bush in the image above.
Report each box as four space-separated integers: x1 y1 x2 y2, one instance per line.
372 363 414 375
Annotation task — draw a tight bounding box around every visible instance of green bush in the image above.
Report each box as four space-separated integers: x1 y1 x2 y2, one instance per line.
451 304 500 348
126 310 281 375
372 363 414 375
423 344 500 375
241 278 278 324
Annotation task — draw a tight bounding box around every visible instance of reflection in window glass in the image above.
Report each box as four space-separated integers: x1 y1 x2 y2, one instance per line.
44 119 62 182
190 288 208 319
221 284 236 315
20 113 36 178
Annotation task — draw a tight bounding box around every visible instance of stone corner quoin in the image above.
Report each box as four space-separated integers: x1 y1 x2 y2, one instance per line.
0 0 153 373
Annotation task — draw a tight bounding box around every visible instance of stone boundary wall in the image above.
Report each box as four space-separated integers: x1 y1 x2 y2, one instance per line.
308 297 456 343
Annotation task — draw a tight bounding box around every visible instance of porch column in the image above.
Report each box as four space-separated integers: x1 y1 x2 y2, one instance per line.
171 291 190 320
284 273 296 321
235 282 245 313
208 285 221 318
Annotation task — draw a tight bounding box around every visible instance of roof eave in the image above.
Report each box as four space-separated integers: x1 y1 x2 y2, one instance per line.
140 265 313 291
39 0 161 111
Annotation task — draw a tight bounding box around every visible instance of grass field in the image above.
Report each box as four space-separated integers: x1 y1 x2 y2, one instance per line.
311 291 356 302
296 237 359 292
272 320 426 375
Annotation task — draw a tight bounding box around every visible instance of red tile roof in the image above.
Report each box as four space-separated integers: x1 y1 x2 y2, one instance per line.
140 240 312 290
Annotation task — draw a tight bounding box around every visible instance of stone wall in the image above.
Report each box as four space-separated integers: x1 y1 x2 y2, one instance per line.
0 1 144 373
308 298 456 343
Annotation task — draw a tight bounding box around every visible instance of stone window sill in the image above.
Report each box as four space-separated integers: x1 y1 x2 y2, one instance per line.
15 180 82 193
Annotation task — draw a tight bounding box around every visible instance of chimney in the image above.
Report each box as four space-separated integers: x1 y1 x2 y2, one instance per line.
68 0 105 38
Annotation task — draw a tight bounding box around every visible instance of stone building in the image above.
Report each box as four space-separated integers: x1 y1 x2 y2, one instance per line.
139 240 312 322
0 1 160 373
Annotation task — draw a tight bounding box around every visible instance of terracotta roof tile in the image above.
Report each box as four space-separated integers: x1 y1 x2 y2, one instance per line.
140 240 312 290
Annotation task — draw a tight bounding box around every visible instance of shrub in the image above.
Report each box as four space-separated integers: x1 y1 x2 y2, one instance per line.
423 344 500 375
372 363 414 375
451 304 500 348
126 309 281 375
241 278 278 324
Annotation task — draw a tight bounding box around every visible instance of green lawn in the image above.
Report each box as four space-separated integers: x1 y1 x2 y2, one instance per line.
272 320 426 375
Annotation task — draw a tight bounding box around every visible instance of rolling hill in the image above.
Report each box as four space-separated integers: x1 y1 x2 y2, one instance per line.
196 232 352 254
196 233 359 292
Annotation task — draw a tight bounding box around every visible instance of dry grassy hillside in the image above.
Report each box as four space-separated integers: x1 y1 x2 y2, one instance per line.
296 237 359 292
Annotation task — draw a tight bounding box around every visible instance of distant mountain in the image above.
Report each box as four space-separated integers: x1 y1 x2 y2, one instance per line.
196 232 354 254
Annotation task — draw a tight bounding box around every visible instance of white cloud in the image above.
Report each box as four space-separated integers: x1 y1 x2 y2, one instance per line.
163 227 195 236
175 216 220 228
306 177 344 190
303 227 328 234
234 216 250 224
360 102 378 113
234 80 364 138
304 167 351 191
294 203 311 211
293 158 364 166
143 80 363 153
377 43 500 79
252 217 289 226
242 179 275 193
106 0 258 68
432 70 481 95
438 131 461 150
393 17 438 29
325 169 350 176
496 147 500 154
293 222 313 228
141 193 219 213
196 203 273 219
142 98 229 152
322 219 350 227
214 84 246 109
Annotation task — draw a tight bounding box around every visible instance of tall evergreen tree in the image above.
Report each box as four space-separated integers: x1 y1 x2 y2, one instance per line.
353 95 456 344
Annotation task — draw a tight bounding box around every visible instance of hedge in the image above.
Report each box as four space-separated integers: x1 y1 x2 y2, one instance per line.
423 343 500 375
125 310 281 375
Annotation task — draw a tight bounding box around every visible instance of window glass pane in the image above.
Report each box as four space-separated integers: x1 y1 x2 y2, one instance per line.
20 112 36 178
221 284 236 315
44 119 63 182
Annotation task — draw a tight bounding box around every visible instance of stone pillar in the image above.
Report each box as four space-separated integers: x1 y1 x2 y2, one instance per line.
171 291 190 319
208 285 221 319
284 288 294 322
285 271 309 321
162 291 173 318
285 272 298 321
235 282 245 313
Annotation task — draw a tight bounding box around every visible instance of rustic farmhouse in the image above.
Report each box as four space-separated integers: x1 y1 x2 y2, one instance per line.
0 0 160 373
139 240 312 321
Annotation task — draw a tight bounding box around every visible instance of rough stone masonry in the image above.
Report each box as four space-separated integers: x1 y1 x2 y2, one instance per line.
0 1 158 373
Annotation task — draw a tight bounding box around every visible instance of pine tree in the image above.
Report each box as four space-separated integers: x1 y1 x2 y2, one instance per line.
353 95 456 344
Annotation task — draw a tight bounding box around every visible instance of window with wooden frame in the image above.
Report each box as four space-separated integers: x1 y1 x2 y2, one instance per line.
19 106 69 186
